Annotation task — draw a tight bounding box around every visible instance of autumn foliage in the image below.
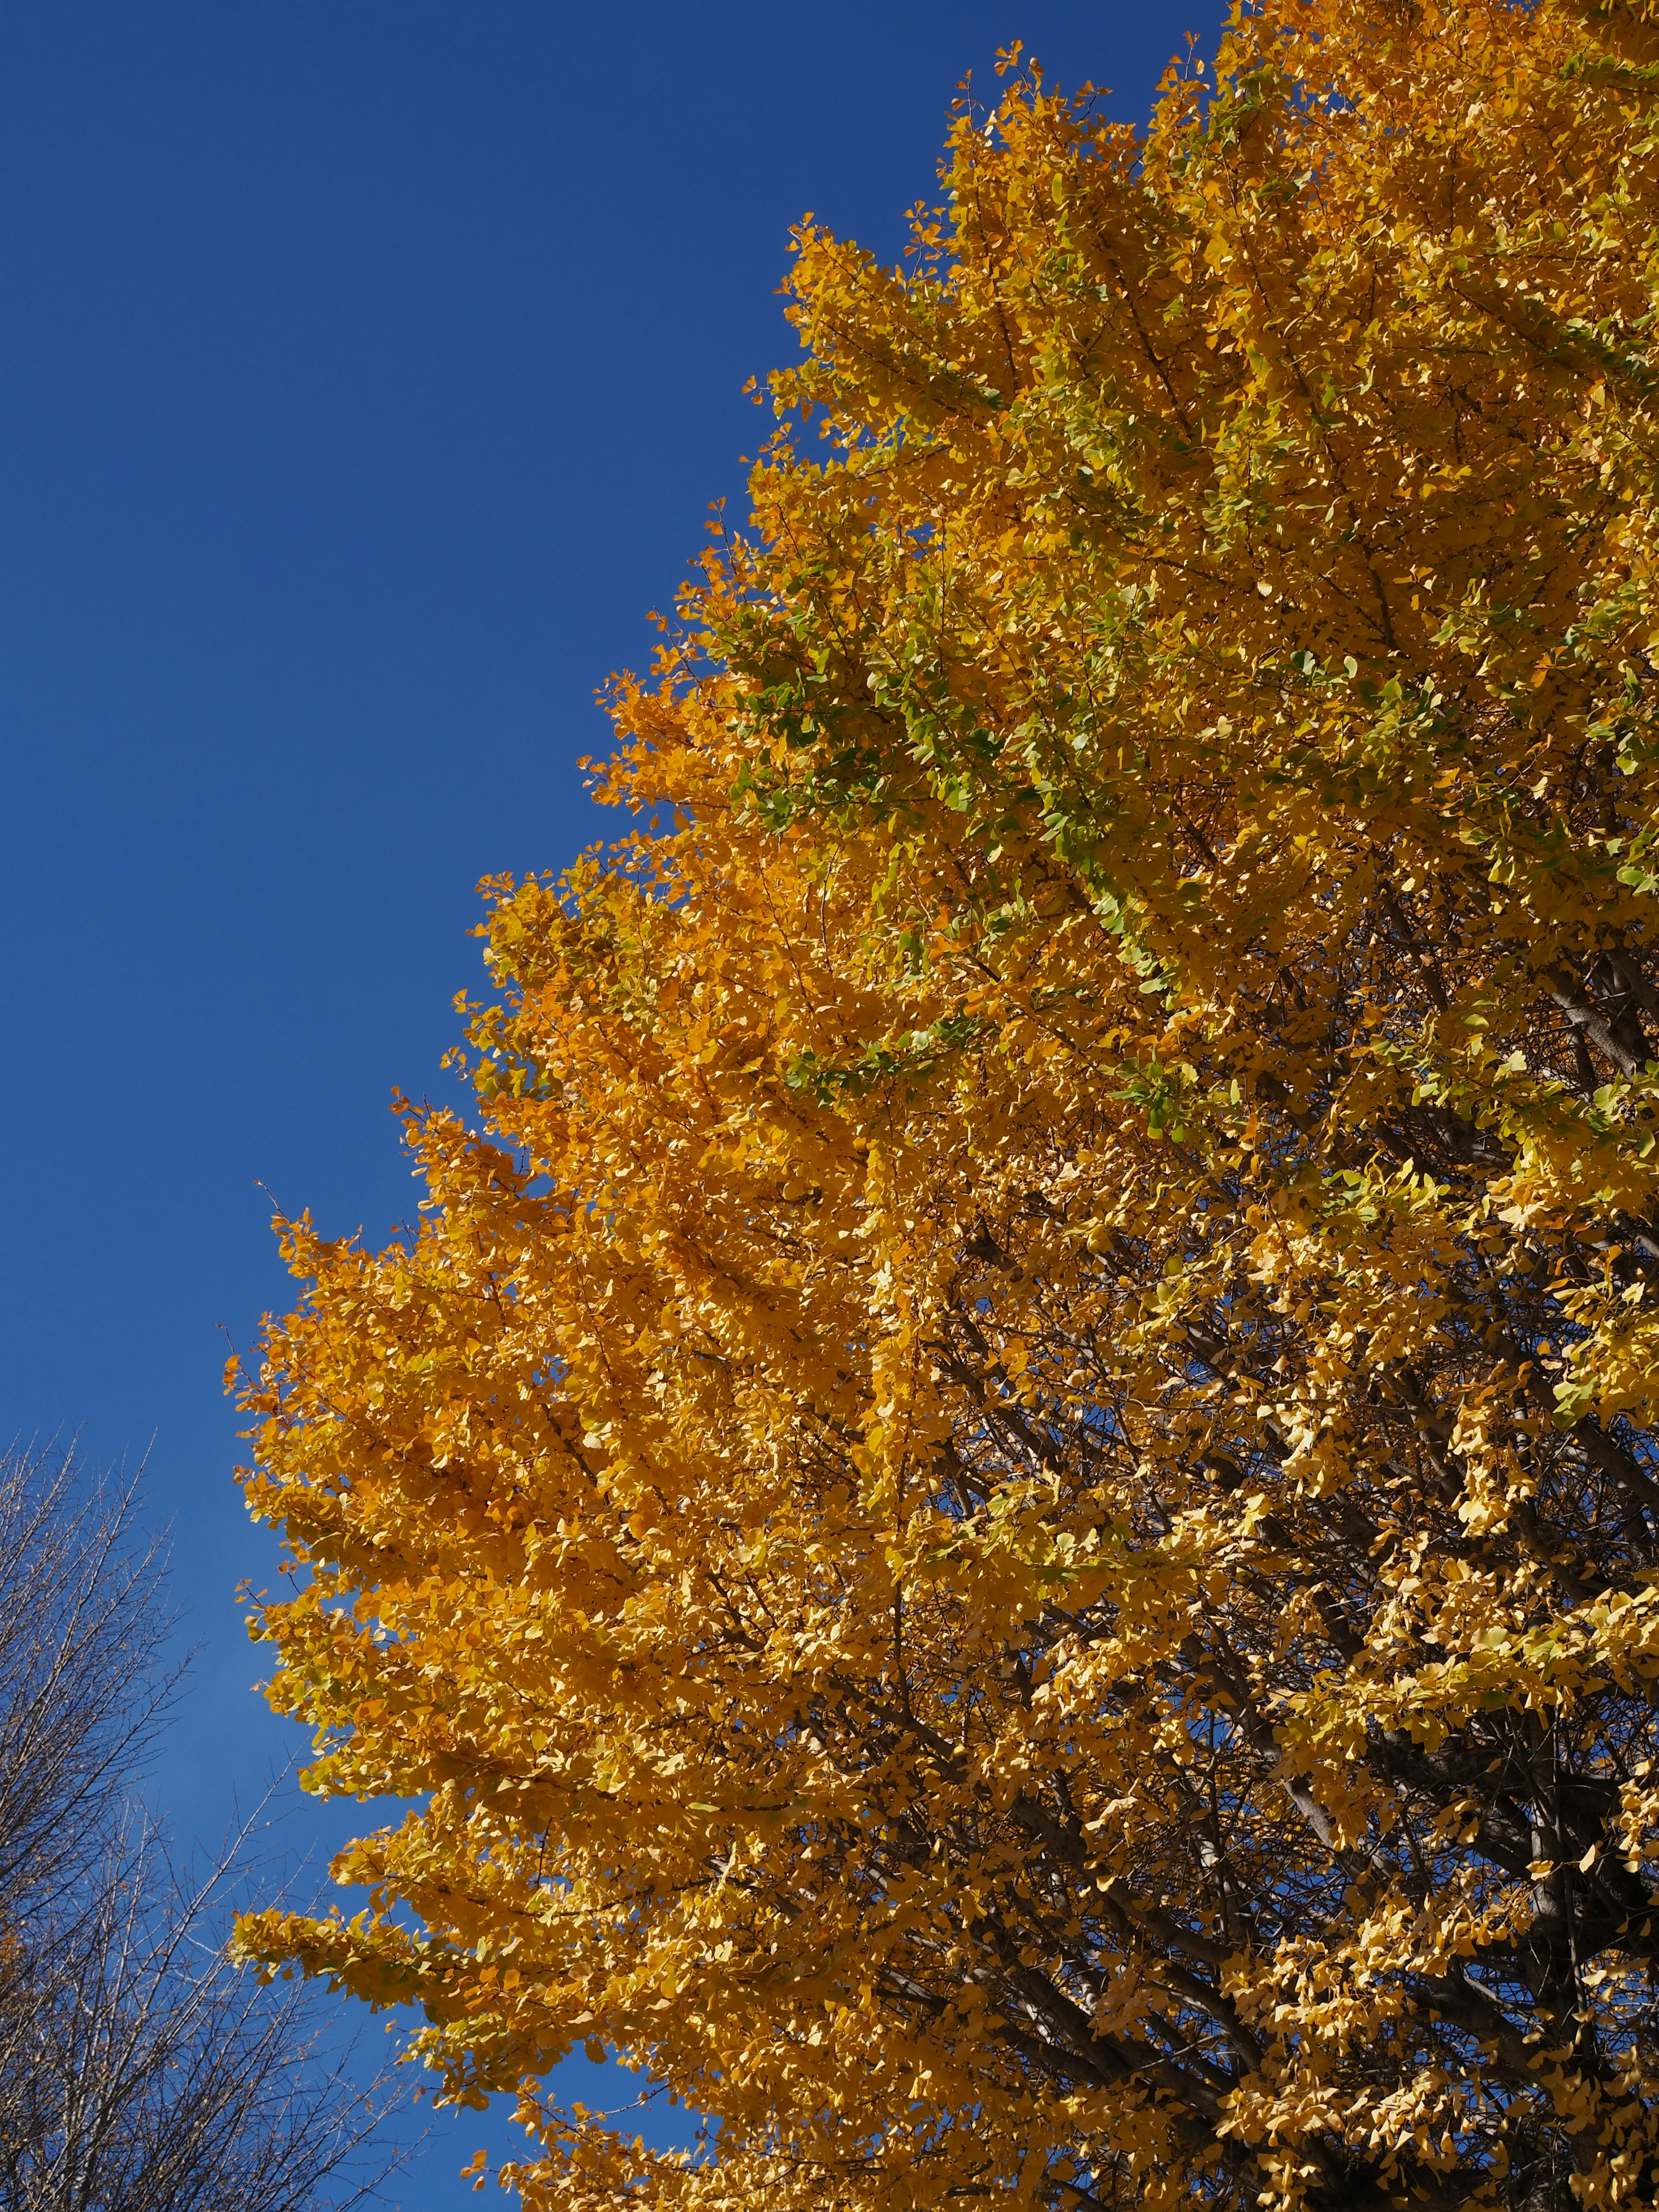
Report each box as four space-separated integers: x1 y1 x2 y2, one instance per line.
235 1 1659 2204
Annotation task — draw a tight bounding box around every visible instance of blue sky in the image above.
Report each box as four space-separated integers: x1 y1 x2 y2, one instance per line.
0 3 1215 2201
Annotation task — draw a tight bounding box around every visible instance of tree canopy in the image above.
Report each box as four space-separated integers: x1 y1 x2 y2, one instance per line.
235 0 1659 2203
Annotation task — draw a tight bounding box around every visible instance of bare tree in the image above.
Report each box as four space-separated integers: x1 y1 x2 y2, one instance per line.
0 1444 407 2212
0 1449 175 1914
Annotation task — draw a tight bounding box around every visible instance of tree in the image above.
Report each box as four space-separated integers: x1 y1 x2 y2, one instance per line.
234 0 1659 2203
0 1445 403 2212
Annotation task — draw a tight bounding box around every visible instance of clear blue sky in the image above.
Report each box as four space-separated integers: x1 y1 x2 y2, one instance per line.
0 4 1215 2201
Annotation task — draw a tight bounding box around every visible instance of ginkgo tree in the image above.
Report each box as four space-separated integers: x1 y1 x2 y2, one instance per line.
233 0 1659 2204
